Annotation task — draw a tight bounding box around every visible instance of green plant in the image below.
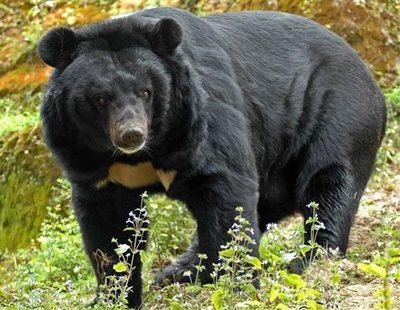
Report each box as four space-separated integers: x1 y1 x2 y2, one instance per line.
0 95 40 136
299 202 326 267
385 85 400 121
147 195 195 258
358 213 400 310
97 192 150 307
380 86 400 161
210 207 262 310
0 178 95 308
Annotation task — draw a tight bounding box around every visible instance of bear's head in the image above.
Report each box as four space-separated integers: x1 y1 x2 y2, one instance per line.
38 16 183 155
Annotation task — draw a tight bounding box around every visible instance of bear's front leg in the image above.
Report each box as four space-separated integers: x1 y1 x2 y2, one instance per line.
155 173 260 285
72 183 149 309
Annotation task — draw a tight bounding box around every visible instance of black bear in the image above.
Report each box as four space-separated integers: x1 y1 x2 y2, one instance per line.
38 7 386 308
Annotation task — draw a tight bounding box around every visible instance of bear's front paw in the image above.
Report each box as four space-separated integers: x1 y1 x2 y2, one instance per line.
288 257 308 274
154 261 197 286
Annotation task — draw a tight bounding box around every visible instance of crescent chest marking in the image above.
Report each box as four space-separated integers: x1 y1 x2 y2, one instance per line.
95 161 177 191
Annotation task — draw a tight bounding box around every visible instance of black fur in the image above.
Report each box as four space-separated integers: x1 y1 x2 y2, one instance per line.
38 8 386 308
38 27 77 68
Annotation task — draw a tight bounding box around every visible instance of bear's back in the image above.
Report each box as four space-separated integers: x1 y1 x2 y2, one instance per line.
137 8 376 108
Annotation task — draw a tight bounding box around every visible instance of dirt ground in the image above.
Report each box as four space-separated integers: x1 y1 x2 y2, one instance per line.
341 179 400 309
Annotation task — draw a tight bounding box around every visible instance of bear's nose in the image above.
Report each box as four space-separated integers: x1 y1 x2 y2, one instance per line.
121 128 144 145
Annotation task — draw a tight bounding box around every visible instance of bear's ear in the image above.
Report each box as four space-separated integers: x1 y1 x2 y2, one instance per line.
151 18 182 54
38 27 77 68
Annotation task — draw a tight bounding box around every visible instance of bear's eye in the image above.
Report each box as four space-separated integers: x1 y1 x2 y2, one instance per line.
97 96 107 106
141 90 150 100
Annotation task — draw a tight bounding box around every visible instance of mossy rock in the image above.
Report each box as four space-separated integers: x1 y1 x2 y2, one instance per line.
0 125 60 251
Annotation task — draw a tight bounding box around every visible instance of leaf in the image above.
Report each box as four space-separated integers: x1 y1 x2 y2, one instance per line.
389 256 400 265
211 288 224 310
244 256 262 269
395 270 400 281
304 288 321 298
358 263 386 279
114 244 130 255
259 244 269 260
203 284 214 289
113 262 127 273
284 273 306 289
243 283 258 299
269 285 279 303
259 245 280 262
169 301 184 310
299 245 313 256
331 273 341 284
219 248 234 258
388 248 400 258
296 290 306 302
276 304 289 310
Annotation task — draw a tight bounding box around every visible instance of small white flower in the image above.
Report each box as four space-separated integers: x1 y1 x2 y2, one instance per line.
141 191 148 198
282 252 297 262
183 270 192 278
315 222 326 230
266 223 278 231
329 247 340 256
45 1 55 8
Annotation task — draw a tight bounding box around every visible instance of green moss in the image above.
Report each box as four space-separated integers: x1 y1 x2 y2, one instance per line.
0 92 42 139
0 172 52 250
0 125 60 251
0 113 39 137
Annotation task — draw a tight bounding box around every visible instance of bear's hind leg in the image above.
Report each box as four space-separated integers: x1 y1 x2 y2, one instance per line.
291 164 361 273
302 164 359 252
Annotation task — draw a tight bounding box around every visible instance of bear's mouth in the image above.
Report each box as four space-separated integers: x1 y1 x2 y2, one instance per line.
109 124 148 155
115 141 146 154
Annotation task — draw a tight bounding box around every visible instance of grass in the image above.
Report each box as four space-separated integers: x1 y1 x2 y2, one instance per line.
0 93 41 136
0 179 398 309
